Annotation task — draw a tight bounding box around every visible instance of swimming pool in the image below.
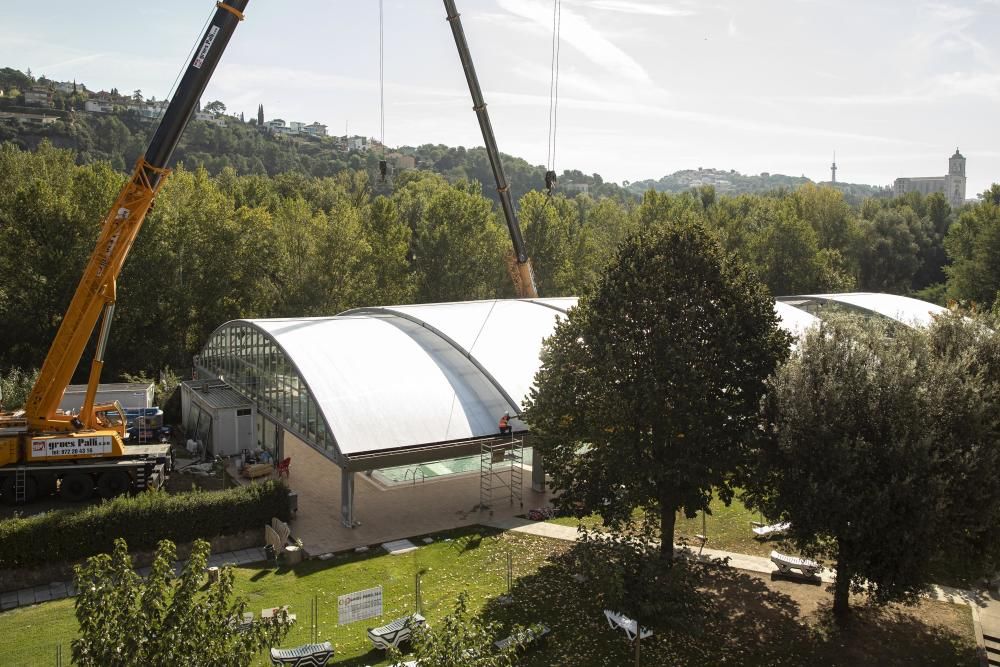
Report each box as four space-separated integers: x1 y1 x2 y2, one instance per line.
371 448 534 485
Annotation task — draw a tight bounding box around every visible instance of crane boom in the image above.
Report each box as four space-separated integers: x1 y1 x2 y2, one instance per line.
443 0 538 299
24 0 249 432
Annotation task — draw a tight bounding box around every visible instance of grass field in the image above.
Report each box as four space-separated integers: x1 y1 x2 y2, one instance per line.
547 492 787 558
0 525 978 666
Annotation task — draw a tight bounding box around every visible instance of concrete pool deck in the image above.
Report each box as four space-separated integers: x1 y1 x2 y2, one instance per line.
282 436 556 556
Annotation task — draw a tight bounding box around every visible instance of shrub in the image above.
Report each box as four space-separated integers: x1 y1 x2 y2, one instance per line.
0 480 289 569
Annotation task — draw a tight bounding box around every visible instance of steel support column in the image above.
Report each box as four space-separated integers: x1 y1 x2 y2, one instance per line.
341 468 355 528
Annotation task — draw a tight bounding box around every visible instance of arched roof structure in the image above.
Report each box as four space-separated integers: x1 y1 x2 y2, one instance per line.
777 292 947 327
195 293 944 471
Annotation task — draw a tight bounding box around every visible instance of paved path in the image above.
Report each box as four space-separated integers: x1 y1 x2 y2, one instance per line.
484 516 993 664
0 546 268 612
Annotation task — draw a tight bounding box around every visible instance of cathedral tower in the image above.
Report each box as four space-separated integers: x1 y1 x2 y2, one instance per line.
946 148 966 209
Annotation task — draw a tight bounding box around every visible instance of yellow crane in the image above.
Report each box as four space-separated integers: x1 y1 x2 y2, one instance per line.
0 0 249 504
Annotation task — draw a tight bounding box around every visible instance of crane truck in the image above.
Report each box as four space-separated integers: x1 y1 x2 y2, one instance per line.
0 0 249 504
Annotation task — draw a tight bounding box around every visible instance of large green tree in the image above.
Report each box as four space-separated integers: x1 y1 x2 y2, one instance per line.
745 315 1000 622
73 538 291 667
945 189 1000 306
524 214 789 560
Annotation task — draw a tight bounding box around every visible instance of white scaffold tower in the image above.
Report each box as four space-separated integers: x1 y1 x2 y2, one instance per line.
480 437 524 510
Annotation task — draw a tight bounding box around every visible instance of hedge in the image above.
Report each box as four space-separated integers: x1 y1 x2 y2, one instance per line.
0 480 290 570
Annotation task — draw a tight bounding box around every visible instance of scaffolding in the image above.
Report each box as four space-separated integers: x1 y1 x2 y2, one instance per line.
479 437 524 510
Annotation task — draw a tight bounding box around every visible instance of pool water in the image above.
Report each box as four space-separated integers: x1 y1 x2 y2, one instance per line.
372 448 534 485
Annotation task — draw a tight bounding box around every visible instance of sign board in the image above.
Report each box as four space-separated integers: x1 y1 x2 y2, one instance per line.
338 585 383 625
31 435 113 458
192 25 220 69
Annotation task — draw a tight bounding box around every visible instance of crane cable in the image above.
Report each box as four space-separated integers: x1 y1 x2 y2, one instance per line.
378 0 388 182
156 7 214 141
544 0 562 195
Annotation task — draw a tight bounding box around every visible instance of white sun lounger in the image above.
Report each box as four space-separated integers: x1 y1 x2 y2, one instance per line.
269 641 333 667
770 550 820 578
604 609 652 641
367 613 426 651
493 623 550 651
752 521 790 539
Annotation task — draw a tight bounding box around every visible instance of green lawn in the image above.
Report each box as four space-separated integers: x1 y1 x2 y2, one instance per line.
0 525 978 666
1 527 554 666
547 493 789 558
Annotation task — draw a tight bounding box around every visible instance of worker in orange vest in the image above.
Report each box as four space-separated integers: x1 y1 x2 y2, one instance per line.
498 412 512 436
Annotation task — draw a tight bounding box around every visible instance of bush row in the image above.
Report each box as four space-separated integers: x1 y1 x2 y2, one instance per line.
0 480 289 570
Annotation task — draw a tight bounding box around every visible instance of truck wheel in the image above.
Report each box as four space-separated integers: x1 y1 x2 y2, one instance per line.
1 476 38 504
97 470 132 499
60 473 94 502
32 473 57 498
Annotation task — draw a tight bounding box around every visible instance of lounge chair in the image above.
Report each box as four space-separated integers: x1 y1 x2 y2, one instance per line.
367 613 426 650
603 609 652 641
770 550 820 578
494 623 550 652
751 521 790 539
269 641 333 667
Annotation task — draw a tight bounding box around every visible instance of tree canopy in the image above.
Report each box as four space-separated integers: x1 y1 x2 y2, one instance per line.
72 538 291 667
524 209 790 561
744 314 1000 622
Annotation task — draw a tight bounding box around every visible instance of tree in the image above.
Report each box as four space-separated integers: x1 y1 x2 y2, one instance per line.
858 207 922 292
388 592 518 667
945 192 1000 307
258 103 264 127
204 100 227 115
744 315 1000 623
519 190 577 296
0 367 39 410
746 204 833 295
400 174 508 302
524 216 790 561
73 538 291 666
132 89 143 103
984 184 1000 206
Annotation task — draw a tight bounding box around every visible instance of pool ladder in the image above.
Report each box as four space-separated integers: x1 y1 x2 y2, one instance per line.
403 466 426 485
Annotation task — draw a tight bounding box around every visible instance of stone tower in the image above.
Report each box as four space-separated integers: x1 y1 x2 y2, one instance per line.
831 152 837 184
946 148 966 209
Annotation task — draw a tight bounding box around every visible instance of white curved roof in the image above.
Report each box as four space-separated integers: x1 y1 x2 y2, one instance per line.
246 299 574 457
775 301 820 339
214 293 937 461
806 292 947 327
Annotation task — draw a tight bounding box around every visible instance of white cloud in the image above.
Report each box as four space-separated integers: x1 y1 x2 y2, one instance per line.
924 2 978 21
727 16 737 37
929 71 1000 99
38 53 108 74
582 1 696 17
497 0 652 83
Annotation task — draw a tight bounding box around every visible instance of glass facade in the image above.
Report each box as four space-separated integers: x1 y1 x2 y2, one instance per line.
197 322 341 465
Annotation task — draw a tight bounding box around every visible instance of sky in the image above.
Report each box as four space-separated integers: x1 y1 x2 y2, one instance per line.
2 0 998 194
